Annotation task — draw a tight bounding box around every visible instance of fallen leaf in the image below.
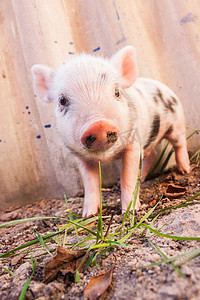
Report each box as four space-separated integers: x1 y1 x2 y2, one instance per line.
165 184 187 199
44 246 86 283
84 266 114 300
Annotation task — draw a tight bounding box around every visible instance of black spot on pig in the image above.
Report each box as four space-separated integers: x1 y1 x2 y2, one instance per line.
156 89 178 113
144 114 160 149
165 125 173 136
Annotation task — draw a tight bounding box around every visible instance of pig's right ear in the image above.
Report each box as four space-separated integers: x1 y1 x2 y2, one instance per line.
31 64 54 102
111 46 138 88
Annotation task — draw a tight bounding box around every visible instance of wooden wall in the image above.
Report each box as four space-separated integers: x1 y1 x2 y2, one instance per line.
0 0 199 209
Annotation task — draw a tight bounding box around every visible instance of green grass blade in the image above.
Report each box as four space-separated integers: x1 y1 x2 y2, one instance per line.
186 128 200 140
144 213 161 237
150 192 200 218
131 148 142 226
120 200 133 238
149 142 169 177
148 239 185 278
97 161 103 240
84 251 96 270
175 248 200 266
160 148 174 174
75 270 80 283
141 223 200 241
64 194 80 243
34 230 53 257
139 247 200 269
60 218 99 237
0 216 59 228
0 231 63 258
19 258 37 300
1 266 15 277
190 149 200 162
118 204 158 244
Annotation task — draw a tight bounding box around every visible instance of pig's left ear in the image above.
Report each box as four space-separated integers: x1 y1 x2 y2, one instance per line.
111 46 138 88
31 64 54 103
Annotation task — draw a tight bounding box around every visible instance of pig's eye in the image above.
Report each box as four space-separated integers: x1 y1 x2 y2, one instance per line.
59 95 68 106
115 88 120 99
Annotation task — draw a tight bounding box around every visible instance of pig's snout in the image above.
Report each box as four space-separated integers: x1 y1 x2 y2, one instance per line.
81 120 118 151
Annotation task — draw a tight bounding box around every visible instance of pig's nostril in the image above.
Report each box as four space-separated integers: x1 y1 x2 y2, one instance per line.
107 132 118 143
85 134 97 148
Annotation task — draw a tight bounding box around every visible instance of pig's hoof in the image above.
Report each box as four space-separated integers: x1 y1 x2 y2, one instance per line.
122 199 141 213
135 200 141 211
140 176 145 184
82 208 98 218
178 161 191 174
175 146 191 174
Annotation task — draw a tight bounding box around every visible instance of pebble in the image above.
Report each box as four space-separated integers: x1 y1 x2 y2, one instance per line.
0 210 20 221
14 262 32 277
29 282 46 295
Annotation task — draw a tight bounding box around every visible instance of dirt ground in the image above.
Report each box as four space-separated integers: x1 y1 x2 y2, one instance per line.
0 162 200 300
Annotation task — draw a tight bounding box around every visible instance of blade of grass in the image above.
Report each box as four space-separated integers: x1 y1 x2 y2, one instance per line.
64 195 80 243
139 247 200 269
97 161 103 241
160 148 174 174
120 200 133 238
84 251 96 271
148 142 169 177
186 128 200 140
175 248 200 266
0 231 64 258
0 216 60 228
159 128 200 173
19 258 37 300
143 213 161 237
190 149 200 162
150 191 200 218
131 148 142 226
141 223 200 241
34 230 53 257
104 214 113 238
2 266 16 277
118 203 158 244
148 239 185 278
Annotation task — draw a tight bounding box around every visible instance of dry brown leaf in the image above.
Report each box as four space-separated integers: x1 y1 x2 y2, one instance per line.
84 267 114 300
44 246 86 283
165 184 187 199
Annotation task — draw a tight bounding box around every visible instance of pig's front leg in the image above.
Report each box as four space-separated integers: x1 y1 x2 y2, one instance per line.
78 160 100 217
121 141 141 212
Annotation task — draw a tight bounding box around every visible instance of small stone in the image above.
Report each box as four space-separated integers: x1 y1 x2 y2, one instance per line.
29 282 46 295
14 262 32 277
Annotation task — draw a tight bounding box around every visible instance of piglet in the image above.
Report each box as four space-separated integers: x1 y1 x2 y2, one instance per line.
31 46 190 217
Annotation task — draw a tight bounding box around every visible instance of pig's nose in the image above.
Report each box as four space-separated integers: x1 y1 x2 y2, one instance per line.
81 120 118 150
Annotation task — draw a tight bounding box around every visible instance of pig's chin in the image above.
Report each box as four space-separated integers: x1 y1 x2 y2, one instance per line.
80 144 122 162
